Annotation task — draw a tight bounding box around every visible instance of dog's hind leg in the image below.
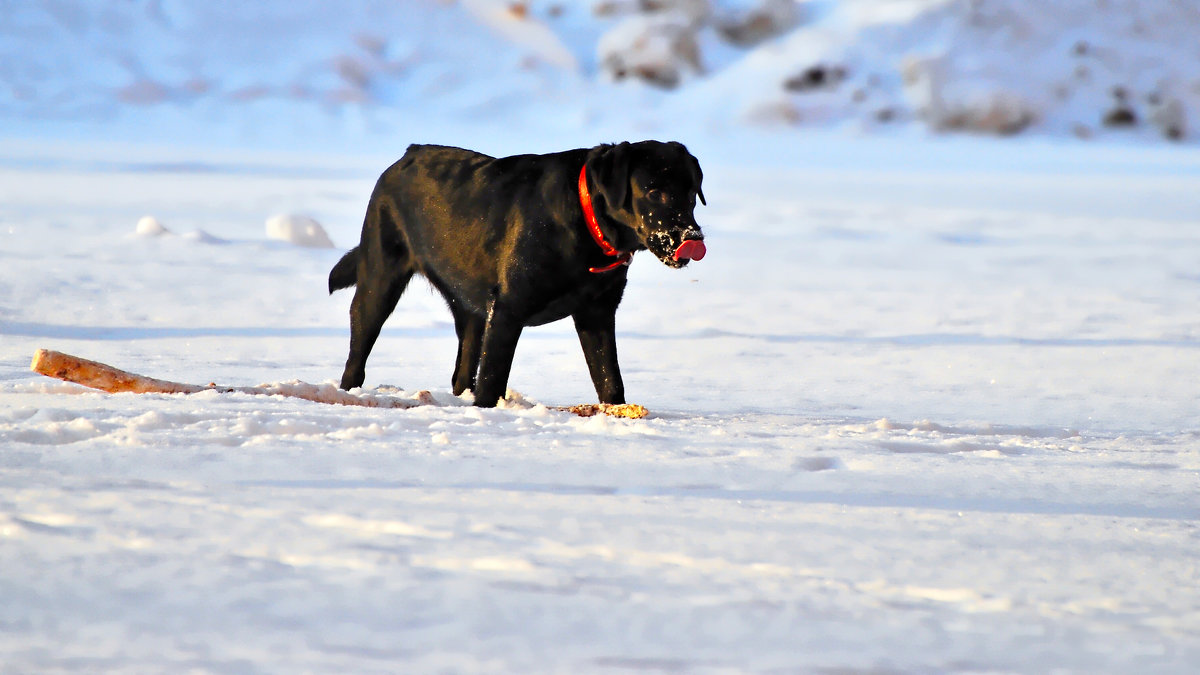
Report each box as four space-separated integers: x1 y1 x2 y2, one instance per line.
448 299 485 396
340 266 412 390
472 294 524 408
339 203 414 390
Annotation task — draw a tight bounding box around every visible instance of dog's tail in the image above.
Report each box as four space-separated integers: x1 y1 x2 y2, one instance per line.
328 247 359 294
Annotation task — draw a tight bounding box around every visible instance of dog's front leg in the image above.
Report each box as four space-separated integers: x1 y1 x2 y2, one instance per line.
573 308 626 405
473 294 524 408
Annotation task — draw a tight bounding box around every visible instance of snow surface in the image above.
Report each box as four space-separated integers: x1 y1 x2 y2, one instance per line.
3 1 1200 673
4 134 1199 672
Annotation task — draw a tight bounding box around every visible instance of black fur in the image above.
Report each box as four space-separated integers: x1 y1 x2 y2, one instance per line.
329 140 705 407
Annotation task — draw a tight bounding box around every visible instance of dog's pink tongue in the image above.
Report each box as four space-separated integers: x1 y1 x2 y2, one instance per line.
674 239 706 262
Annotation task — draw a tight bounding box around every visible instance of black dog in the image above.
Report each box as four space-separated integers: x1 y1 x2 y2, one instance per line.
328 140 706 407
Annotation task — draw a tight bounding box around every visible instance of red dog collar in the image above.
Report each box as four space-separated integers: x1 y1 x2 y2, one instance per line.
578 165 633 273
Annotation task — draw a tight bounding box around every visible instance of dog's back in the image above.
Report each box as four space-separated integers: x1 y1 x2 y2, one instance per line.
327 144 498 295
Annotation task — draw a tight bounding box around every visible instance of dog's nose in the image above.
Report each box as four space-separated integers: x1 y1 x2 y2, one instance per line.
674 239 706 262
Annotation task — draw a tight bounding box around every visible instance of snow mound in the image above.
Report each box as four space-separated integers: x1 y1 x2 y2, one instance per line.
265 214 335 249
599 11 704 88
596 0 800 88
695 0 1200 140
182 229 225 244
134 216 171 237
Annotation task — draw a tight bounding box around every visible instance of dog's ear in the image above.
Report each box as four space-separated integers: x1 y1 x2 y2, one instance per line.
586 142 633 213
688 152 706 206
669 141 705 206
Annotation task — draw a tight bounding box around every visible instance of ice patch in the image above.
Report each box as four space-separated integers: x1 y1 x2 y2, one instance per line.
412 553 538 575
304 513 452 540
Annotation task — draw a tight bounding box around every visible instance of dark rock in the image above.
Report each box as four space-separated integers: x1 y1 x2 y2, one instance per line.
784 64 845 92
1103 106 1137 127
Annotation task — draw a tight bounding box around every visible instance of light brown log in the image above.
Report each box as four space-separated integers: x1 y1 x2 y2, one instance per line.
29 349 421 409
31 349 205 395
29 349 648 417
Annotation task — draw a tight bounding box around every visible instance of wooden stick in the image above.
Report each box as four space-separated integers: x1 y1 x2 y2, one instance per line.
28 349 648 417
31 349 205 395
29 349 424 409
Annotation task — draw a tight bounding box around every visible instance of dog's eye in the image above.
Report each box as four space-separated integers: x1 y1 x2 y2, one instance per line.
646 189 667 204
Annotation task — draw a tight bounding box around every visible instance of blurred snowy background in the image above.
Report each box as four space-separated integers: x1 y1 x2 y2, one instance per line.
3 0 1197 152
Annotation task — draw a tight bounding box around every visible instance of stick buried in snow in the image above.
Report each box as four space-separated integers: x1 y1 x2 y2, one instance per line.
28 349 648 418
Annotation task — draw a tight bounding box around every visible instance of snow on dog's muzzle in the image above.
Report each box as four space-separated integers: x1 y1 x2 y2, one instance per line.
673 239 706 262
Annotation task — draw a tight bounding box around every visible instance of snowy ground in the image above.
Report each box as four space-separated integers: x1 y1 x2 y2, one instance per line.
2 133 1199 672
3 0 1200 671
